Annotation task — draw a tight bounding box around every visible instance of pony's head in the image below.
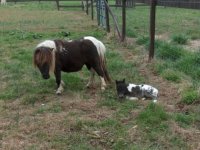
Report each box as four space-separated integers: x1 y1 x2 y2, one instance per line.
115 79 127 99
33 47 55 79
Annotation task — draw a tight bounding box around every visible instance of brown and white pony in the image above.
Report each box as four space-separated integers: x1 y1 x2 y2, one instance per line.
33 36 111 94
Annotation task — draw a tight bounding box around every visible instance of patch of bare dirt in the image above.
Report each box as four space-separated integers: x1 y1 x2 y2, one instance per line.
155 33 170 41
171 121 200 149
185 39 200 52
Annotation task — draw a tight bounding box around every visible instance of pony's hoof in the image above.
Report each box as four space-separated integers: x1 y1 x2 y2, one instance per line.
101 87 106 91
56 91 62 95
56 89 63 95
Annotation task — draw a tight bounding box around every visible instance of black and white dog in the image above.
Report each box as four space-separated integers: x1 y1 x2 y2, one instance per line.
115 79 158 103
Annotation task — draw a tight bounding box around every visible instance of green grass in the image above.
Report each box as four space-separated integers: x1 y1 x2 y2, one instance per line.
109 5 200 39
161 69 181 83
171 34 189 45
0 2 200 150
181 89 199 105
137 103 168 129
175 113 194 128
155 41 184 61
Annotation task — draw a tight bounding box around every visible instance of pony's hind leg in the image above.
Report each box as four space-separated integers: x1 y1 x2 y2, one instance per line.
91 65 106 90
86 68 95 88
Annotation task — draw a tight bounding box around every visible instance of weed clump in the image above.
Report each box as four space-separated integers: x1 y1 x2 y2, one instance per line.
156 42 184 61
172 34 189 45
161 69 181 83
137 103 168 130
181 89 199 105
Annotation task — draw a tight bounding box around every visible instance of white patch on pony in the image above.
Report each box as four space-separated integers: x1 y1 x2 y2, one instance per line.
100 77 106 90
36 40 56 50
1 0 6 5
127 84 137 92
83 36 106 58
56 80 65 94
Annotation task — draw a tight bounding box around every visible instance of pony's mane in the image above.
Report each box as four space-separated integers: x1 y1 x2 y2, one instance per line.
33 47 53 67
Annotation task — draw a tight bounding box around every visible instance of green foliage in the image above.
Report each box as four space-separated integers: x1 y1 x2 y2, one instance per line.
112 138 128 150
137 103 168 130
175 113 194 128
99 118 121 128
169 135 188 149
181 89 199 105
171 34 189 45
136 36 149 45
126 28 137 38
175 52 200 80
161 69 181 83
156 41 184 61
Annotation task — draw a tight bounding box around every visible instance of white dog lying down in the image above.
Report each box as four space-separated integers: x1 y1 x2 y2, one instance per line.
115 79 158 103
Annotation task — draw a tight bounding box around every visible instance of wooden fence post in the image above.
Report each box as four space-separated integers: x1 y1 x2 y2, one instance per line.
91 0 94 20
56 0 59 10
105 0 110 32
148 0 157 62
97 0 100 25
121 0 126 42
86 0 89 15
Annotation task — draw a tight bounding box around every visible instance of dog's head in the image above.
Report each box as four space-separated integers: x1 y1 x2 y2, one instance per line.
115 79 127 99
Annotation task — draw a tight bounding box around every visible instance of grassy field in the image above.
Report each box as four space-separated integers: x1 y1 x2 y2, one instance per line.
0 2 200 150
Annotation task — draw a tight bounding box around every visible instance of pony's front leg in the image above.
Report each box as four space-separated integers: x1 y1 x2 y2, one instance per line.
55 70 64 95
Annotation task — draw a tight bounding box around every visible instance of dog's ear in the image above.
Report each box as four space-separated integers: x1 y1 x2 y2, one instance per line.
122 78 125 83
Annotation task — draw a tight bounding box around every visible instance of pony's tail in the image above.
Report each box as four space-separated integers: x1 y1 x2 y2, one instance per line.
98 42 111 84
84 36 111 84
